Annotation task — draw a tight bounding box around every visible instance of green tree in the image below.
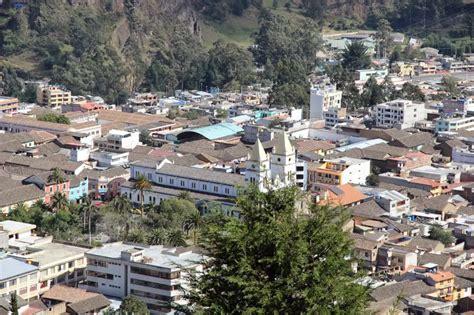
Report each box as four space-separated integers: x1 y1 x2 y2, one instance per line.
48 168 66 184
341 41 371 71
132 175 152 216
80 196 98 245
109 194 134 240
375 18 393 58
119 295 150 315
10 292 18 315
441 75 461 97
366 174 379 186
361 76 384 106
127 229 147 244
151 198 199 230
398 83 426 102
183 212 203 245
185 185 369 313
139 130 152 146
177 191 193 202
38 113 71 124
50 192 69 212
205 40 255 89
147 228 167 245
166 229 187 247
429 226 455 246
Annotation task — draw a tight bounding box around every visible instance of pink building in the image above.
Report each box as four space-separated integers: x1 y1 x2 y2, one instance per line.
23 171 70 203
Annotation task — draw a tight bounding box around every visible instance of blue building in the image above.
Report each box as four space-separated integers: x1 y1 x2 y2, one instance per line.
68 176 89 202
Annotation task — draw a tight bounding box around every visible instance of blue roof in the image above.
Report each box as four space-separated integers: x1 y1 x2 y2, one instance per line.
0 257 38 281
178 123 243 141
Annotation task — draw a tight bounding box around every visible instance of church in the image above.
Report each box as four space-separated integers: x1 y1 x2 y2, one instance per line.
245 132 297 192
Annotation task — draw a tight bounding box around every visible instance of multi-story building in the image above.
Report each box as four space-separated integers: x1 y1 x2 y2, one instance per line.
435 116 474 133
0 96 19 115
374 99 426 129
0 255 39 300
83 242 204 315
82 167 130 201
36 85 72 107
315 157 371 185
442 97 474 114
89 151 129 168
23 171 70 204
323 107 346 128
95 129 140 152
452 146 474 165
310 85 342 120
374 190 411 217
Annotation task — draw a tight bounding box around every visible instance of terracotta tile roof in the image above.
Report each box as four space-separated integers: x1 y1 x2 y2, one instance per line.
42 285 101 304
427 271 455 282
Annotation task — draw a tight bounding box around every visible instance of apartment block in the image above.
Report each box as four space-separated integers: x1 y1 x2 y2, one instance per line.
36 85 72 107
0 256 39 300
315 157 371 185
375 99 426 130
83 242 204 315
0 96 19 115
95 129 140 152
310 85 342 120
435 116 474 133
374 190 411 217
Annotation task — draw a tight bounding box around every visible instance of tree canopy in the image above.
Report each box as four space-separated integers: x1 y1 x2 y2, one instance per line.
185 185 369 313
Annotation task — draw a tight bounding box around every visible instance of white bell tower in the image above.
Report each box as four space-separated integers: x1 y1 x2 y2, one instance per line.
270 132 296 186
245 139 270 191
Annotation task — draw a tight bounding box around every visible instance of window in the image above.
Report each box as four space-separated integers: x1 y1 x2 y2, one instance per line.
202 184 207 190
170 178 174 185
148 173 152 180
224 188 230 194
19 287 27 295
158 177 163 183
214 186 219 193
180 180 185 187
68 261 74 268
9 279 16 286
191 182 196 189
0 282 6 289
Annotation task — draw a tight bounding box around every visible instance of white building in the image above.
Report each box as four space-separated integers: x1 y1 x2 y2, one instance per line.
245 132 297 191
435 116 474 133
83 242 204 315
96 129 140 152
374 190 411 217
316 157 371 186
89 151 129 168
122 159 245 206
375 99 426 130
310 85 342 120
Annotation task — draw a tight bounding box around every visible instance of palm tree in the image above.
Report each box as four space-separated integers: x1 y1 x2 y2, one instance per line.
166 229 187 247
14 202 28 213
50 192 69 212
48 168 65 184
183 212 203 245
177 191 193 202
80 195 98 245
110 194 133 240
133 174 152 215
147 228 167 245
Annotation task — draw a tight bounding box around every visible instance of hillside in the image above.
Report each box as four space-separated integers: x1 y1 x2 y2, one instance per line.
0 0 471 101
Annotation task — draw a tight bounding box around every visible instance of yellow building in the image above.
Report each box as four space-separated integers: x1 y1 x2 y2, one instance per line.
425 271 455 301
393 62 415 77
36 85 72 107
315 157 371 186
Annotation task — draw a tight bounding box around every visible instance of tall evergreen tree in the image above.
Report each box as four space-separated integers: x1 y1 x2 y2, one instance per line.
185 185 369 313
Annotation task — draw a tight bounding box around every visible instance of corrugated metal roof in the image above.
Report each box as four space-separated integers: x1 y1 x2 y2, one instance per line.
178 122 243 140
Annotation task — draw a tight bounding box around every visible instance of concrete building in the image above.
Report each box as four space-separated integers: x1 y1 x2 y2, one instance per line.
435 116 474 133
315 157 371 185
83 242 204 315
96 129 140 152
36 85 72 107
442 97 474 114
89 151 129 168
323 107 347 128
356 68 389 81
374 190 411 217
310 85 342 120
0 96 19 115
453 146 474 165
0 256 38 300
375 99 426 129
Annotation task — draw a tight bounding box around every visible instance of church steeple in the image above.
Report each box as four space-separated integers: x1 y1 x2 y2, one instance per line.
249 138 267 162
273 131 294 156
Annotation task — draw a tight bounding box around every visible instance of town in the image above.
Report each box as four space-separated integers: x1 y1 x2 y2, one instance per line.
2 1 474 314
